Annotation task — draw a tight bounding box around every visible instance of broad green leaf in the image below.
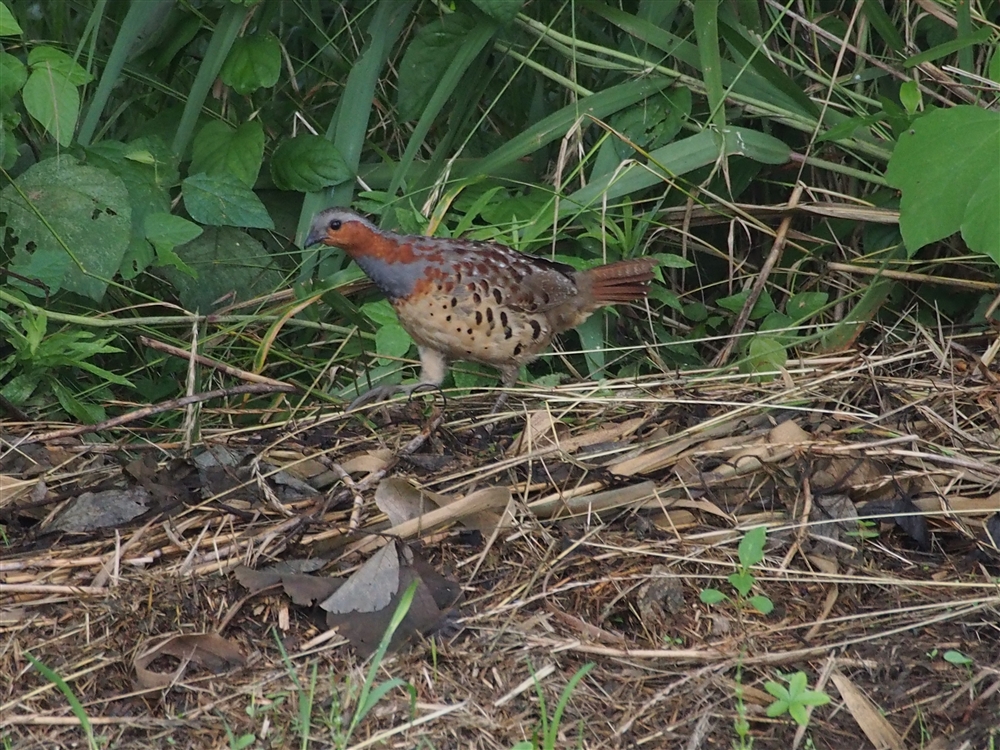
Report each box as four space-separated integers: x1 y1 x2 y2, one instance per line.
470 0 522 22
0 52 26 99
749 595 774 615
899 81 920 114
397 13 479 121
163 226 283 311
220 32 281 95
0 2 21 35
738 526 767 567
885 106 1000 261
28 47 93 85
145 212 202 276
1 156 131 300
699 588 727 604
182 173 274 229
22 67 79 147
576 314 605 377
716 289 775 319
0 125 18 169
361 299 399 328
145 213 203 247
728 571 754 598
191 120 264 187
744 334 787 376
787 292 828 322
375 323 413 364
271 135 351 192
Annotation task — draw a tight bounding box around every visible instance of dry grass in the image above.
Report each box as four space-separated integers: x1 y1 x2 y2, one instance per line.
2 342 999 750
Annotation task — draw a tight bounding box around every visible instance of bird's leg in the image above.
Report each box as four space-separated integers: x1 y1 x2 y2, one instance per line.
489 365 520 415
347 345 449 411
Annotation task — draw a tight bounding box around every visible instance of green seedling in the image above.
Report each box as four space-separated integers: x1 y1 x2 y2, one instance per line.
700 526 774 615
764 671 830 727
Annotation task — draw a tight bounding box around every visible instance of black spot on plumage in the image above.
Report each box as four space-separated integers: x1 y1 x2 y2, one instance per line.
493 289 502 304
541 291 550 304
446 315 452 322
451 298 458 307
467 328 473 335
486 308 494 323
473 292 481 304
504 327 513 339
475 311 482 325
530 320 541 339
514 343 523 356
500 311 508 327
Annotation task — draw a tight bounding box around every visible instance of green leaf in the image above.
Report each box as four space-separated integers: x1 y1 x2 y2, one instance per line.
220 32 281 95
699 588 727 605
470 0 522 22
27 47 93 85
786 292 828 322
182 173 273 229
360 299 399 327
899 81 921 115
885 106 1000 260
1 156 131 301
749 595 774 615
145 213 202 276
716 290 775 318
163 226 283 311
728 571 754 598
191 120 264 188
0 52 27 99
902 25 993 68
943 649 973 666
22 67 79 147
375 323 413 364
738 526 767 568
271 135 351 192
0 2 22 35
744 334 787 375
0 125 19 169
861 0 904 52
51 379 106 423
397 13 480 121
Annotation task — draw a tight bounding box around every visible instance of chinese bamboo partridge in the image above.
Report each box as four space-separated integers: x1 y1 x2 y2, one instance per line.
305 209 655 409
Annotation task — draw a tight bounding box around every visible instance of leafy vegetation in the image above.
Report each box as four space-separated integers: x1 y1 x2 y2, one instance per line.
0 0 998 418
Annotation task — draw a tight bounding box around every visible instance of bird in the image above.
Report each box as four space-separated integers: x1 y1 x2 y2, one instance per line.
304 208 656 410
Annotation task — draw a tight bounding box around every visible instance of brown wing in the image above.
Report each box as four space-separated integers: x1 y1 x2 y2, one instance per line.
444 241 579 314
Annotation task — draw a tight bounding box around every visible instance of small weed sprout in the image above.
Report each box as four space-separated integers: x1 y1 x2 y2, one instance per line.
700 526 774 615
510 662 595 750
764 671 830 727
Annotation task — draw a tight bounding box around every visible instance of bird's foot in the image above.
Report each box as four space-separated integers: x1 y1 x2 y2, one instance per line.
346 382 445 412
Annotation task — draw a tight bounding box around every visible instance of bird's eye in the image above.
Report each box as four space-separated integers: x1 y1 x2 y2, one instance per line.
329 219 342 231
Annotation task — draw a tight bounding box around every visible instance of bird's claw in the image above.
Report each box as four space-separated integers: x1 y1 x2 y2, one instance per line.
345 382 445 412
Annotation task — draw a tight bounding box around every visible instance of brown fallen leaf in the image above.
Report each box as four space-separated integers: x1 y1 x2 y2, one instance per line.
134 632 246 690
234 563 343 606
321 541 462 657
830 670 904 750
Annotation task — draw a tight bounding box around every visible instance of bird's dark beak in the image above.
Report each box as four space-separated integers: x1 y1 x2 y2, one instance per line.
304 224 325 248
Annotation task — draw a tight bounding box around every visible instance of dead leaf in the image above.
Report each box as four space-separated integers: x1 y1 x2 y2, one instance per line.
234 563 342 606
134 632 246 690
348 485 512 555
528 481 656 518
830 670 904 750
0 475 38 509
322 542 400 615
48 488 153 532
375 478 437 526
322 542 462 657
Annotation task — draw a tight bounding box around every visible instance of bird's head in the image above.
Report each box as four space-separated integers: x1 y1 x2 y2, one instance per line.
304 208 378 250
